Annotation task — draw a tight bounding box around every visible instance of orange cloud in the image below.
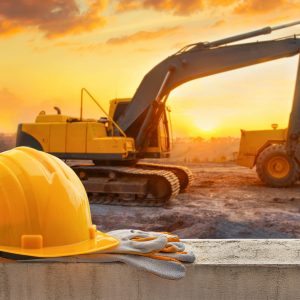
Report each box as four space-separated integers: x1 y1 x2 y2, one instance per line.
116 0 204 15
116 0 300 17
210 19 226 28
0 0 107 39
0 19 23 36
234 0 300 14
209 0 236 6
1 0 298 42
106 26 181 45
54 26 181 53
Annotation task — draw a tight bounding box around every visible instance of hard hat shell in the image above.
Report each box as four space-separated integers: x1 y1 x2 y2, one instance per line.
0 147 118 257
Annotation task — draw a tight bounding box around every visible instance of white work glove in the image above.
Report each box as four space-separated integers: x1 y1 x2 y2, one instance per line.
101 229 168 254
101 229 184 254
100 229 195 264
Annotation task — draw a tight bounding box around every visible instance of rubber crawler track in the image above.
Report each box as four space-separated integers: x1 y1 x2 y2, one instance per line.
72 165 180 207
136 162 194 191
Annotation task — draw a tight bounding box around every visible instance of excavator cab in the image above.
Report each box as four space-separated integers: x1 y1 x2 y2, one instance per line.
17 91 172 164
109 98 172 158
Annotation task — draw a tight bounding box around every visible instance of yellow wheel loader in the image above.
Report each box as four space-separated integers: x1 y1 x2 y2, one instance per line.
237 36 300 188
17 21 300 205
237 125 299 187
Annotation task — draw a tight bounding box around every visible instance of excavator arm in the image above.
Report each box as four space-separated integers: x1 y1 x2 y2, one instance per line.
287 56 300 159
116 22 300 150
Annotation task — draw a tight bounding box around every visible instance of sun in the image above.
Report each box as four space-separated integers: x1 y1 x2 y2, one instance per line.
193 119 218 136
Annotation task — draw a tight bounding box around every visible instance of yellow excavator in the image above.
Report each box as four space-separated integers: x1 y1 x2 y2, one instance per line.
17 21 300 205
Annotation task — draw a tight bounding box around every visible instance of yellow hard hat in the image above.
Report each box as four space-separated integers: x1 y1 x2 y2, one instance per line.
0 147 118 257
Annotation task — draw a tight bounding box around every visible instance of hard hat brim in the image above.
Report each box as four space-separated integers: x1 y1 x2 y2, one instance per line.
0 231 119 258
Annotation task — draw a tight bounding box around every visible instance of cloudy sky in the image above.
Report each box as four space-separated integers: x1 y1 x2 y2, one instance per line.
1 0 300 137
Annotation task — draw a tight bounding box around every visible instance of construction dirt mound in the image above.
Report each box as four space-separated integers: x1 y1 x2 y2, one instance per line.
92 162 300 238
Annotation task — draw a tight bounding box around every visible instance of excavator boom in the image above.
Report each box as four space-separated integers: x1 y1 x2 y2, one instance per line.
117 22 300 150
287 56 300 156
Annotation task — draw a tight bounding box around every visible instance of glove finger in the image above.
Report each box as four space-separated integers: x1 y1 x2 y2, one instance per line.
106 229 180 243
159 251 196 263
129 235 167 251
102 235 168 254
148 231 180 242
161 242 185 253
107 229 151 240
139 253 181 263
107 229 180 248
131 237 156 242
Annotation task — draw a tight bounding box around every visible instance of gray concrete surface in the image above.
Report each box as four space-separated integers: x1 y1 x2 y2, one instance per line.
1 239 300 300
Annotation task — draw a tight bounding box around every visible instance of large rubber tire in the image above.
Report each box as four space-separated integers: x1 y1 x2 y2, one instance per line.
256 144 299 187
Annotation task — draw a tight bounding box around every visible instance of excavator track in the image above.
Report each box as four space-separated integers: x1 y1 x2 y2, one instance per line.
136 162 193 192
71 165 180 207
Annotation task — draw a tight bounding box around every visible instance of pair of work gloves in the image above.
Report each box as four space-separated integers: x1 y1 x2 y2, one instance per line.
22 229 195 280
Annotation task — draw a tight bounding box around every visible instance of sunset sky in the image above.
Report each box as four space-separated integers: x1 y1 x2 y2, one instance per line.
1 0 300 137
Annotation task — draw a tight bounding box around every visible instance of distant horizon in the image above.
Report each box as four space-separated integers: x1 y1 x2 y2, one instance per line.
0 130 240 140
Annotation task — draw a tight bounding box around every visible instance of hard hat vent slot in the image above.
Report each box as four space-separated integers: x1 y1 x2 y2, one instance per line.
21 235 43 249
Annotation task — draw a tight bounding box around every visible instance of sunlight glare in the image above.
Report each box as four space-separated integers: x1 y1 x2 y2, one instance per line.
194 119 218 135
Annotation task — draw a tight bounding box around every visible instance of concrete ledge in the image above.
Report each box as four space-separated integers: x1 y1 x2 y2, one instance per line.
1 239 300 300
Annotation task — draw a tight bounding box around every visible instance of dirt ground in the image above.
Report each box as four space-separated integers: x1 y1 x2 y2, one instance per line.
91 162 300 239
